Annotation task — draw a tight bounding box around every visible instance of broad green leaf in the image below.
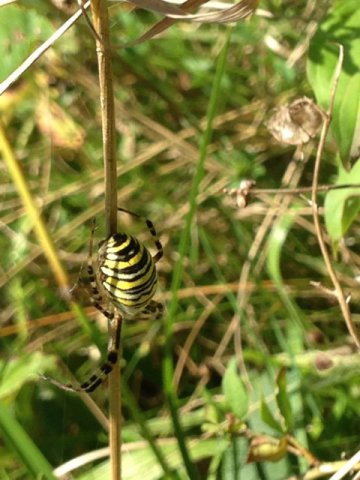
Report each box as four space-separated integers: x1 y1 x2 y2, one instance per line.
222 358 249 421
307 0 360 162
260 398 284 434
276 368 293 433
324 158 360 245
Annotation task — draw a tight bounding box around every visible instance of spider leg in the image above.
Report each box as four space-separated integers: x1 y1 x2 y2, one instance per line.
42 313 123 393
42 219 117 393
70 218 111 313
138 300 164 320
72 217 115 320
76 312 123 393
117 207 163 263
86 218 115 321
69 254 87 295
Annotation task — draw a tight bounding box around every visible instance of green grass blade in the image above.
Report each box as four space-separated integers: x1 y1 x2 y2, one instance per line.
266 209 305 352
163 29 233 480
0 400 56 479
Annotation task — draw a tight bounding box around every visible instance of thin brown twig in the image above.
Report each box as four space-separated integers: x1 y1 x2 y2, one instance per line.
89 1 121 479
78 0 102 42
224 183 360 196
173 295 222 390
310 44 360 349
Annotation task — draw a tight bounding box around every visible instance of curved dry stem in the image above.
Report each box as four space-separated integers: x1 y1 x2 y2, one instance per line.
310 44 360 349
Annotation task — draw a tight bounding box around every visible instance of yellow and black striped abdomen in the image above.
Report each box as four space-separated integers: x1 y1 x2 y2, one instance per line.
98 233 157 317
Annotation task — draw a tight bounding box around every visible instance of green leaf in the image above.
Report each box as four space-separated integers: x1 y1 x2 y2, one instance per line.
0 351 56 399
266 209 306 353
260 398 284 434
324 158 360 245
276 368 293 433
0 5 53 81
307 0 360 162
0 401 56 479
220 437 250 480
222 358 249 421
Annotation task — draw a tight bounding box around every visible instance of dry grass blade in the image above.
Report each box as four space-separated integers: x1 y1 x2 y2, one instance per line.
123 0 207 46
0 0 16 6
128 0 193 15
0 1 90 96
53 448 110 478
168 0 258 23
327 450 360 480
122 0 257 46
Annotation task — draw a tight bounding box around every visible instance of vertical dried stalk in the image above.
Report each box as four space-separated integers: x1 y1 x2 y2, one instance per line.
311 44 360 349
89 2 121 479
90 0 118 236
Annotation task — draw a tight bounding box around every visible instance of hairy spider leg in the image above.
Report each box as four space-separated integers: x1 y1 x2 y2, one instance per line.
76 311 123 393
42 219 119 393
41 313 123 393
86 217 115 322
117 207 163 263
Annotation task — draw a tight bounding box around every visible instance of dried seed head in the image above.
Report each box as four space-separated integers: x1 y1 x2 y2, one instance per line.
266 96 324 145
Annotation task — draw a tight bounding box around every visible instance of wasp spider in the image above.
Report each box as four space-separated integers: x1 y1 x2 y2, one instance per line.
43 207 163 393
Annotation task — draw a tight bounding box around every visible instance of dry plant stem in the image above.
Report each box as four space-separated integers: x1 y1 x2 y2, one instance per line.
90 0 118 234
54 447 111 478
59 363 109 431
173 295 222 390
286 435 319 466
226 183 360 195
311 45 360 349
89 1 120 479
0 2 91 96
78 0 102 41
327 450 360 480
108 313 122 479
305 461 360 480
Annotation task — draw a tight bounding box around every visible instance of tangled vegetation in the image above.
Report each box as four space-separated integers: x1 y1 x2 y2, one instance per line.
0 0 360 478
